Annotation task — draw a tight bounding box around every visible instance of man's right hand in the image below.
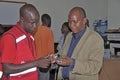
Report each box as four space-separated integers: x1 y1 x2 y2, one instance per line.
37 58 51 68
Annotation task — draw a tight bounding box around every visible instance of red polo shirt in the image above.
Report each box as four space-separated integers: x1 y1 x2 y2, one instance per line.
1 22 38 80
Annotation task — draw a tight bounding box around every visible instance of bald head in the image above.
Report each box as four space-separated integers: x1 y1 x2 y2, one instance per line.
69 7 86 18
20 4 39 18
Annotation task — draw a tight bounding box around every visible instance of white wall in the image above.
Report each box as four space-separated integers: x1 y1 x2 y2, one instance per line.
108 0 120 29
2 0 107 42
0 1 25 24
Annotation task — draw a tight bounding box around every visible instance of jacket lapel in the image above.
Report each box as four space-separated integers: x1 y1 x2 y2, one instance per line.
72 27 90 59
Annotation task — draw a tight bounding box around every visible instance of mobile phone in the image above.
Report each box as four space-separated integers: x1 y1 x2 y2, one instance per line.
56 54 62 62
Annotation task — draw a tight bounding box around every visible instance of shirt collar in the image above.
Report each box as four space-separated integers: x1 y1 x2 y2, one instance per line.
72 27 86 39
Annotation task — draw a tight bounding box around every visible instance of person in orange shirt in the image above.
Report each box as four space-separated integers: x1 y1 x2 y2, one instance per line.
34 14 54 80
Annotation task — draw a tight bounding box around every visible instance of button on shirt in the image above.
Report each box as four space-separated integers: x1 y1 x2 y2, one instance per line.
62 27 86 79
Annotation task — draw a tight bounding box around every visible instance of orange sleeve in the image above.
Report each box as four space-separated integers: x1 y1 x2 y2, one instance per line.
48 30 54 54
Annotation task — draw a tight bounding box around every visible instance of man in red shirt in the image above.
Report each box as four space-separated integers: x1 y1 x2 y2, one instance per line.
0 4 51 80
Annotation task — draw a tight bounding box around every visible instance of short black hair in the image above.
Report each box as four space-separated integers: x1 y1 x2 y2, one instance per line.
62 22 71 31
41 14 51 27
